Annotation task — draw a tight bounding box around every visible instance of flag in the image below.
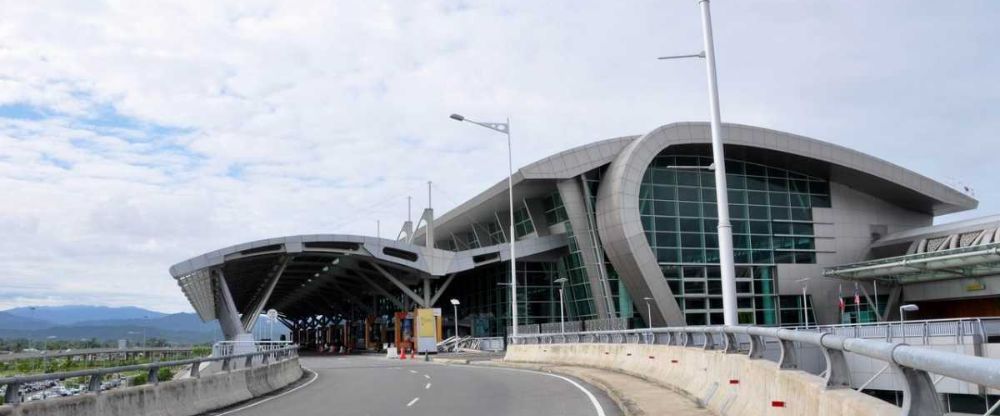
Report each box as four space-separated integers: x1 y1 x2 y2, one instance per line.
838 284 845 312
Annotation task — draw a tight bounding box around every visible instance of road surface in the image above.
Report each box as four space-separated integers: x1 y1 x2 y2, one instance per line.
207 354 620 416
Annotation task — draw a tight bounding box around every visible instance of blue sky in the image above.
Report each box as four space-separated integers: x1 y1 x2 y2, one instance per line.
0 1 997 313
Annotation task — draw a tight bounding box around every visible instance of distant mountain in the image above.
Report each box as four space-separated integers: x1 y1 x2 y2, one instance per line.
2 305 166 326
0 325 224 345
0 311 54 331
75 313 219 332
0 307 289 344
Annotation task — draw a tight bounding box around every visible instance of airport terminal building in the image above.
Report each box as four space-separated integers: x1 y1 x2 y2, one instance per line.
170 122 1000 342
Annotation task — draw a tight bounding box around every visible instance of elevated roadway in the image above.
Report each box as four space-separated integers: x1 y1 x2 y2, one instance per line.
205 355 618 416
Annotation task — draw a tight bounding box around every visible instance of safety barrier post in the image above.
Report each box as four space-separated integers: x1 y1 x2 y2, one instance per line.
147 367 159 385
4 381 21 405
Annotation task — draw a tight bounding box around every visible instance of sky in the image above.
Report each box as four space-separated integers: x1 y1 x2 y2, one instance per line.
0 1 997 313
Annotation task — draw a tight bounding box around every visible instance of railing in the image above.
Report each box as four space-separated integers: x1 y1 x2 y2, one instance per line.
511 326 1000 416
507 324 540 334
584 317 630 331
465 337 504 352
1 344 299 406
438 337 505 352
212 340 293 357
0 347 199 363
786 317 999 345
540 321 583 333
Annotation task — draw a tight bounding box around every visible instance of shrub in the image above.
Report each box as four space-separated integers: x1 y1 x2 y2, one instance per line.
132 373 147 386
156 367 174 382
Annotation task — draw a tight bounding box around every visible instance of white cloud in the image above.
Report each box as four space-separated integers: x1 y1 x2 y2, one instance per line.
0 0 996 312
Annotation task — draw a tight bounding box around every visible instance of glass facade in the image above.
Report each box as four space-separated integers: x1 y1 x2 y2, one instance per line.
446 261 561 336
513 205 535 239
641 147 831 326
558 226 597 320
485 220 506 245
580 168 633 319
542 192 568 225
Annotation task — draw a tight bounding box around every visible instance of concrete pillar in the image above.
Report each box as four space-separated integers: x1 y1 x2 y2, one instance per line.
213 269 253 344
557 178 615 319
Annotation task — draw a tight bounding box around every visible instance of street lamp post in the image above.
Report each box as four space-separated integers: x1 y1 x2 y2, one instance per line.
796 278 811 328
554 278 568 333
450 299 461 338
899 304 919 323
642 297 654 329
450 113 519 336
659 0 738 326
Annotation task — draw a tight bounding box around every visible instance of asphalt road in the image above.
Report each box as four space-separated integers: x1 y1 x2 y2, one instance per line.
209 354 620 416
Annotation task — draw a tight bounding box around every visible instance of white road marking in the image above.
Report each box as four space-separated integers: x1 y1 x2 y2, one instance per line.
455 365 607 416
424 374 430 379
407 397 420 407
409 370 418 374
213 367 319 416
425 383 431 389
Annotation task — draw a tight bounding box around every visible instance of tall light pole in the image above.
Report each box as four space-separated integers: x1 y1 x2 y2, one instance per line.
899 304 919 323
449 299 461 338
450 113 518 336
796 278 811 328
642 297 654 329
554 278 568 333
659 0 738 325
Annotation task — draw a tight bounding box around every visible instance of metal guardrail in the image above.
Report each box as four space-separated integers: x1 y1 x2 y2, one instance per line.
511 326 1000 416
507 324 540 334
783 317 1000 345
584 317 629 331
438 337 505 352
0 347 199 363
212 340 293 357
540 321 583 333
1 345 299 405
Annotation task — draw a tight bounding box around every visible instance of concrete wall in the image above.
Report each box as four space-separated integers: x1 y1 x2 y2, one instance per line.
0 358 302 416
506 344 899 416
804 182 932 325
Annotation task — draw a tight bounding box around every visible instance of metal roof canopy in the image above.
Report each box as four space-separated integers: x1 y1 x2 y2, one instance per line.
824 242 1000 283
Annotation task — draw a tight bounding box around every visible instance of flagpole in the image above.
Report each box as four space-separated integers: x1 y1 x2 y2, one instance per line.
874 280 880 322
838 284 844 324
854 282 861 323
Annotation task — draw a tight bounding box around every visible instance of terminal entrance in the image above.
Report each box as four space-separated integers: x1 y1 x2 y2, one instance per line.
288 308 443 355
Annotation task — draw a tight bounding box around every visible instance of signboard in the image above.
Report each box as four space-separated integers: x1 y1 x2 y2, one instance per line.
415 308 441 353
267 309 278 321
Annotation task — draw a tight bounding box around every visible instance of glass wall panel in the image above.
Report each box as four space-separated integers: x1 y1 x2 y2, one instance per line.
640 147 830 326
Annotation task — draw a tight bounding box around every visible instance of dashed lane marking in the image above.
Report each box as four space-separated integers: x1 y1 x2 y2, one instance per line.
407 397 420 407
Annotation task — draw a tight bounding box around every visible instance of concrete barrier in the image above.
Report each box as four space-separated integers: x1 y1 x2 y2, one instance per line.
507 344 899 416
0 358 302 416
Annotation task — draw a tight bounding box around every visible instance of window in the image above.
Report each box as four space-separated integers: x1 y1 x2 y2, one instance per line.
641 150 827 326
513 206 534 239
542 193 568 225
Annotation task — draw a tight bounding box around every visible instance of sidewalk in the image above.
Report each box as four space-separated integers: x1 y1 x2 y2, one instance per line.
435 358 711 416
